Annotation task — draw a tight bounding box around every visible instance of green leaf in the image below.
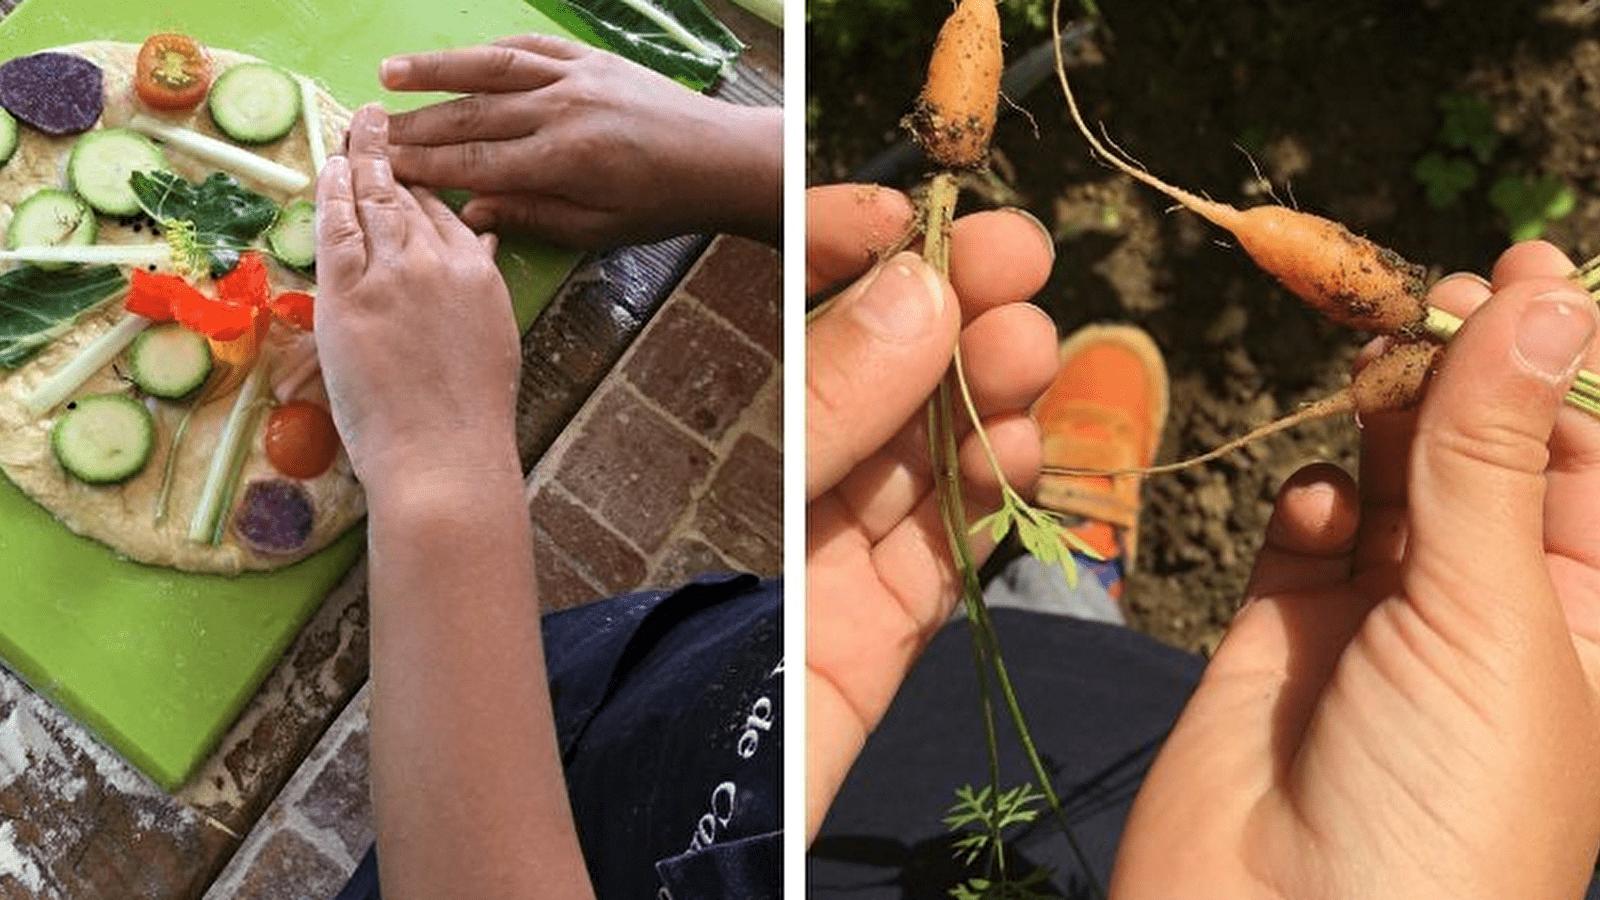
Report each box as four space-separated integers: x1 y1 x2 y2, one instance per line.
1437 92 1500 164
527 0 743 89
0 265 128 368
1488 173 1577 242
951 832 989 866
969 508 1013 543
130 171 279 278
1411 152 1477 209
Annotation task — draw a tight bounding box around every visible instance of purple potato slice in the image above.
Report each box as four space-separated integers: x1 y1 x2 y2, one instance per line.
0 52 103 135
232 478 315 555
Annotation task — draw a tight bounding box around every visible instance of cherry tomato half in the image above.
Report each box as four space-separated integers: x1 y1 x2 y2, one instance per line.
135 33 211 112
264 400 340 480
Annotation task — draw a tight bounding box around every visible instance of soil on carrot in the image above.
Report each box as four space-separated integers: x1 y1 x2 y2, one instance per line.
808 0 1600 654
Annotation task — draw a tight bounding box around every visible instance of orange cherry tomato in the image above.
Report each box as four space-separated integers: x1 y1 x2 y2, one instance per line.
263 400 340 480
135 33 211 112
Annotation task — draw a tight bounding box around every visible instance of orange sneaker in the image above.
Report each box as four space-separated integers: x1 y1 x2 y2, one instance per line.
1031 324 1169 601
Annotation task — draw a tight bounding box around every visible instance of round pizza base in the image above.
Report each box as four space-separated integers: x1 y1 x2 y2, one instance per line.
0 41 363 575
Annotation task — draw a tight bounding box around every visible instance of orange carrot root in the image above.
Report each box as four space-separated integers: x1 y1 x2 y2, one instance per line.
1228 205 1430 333
908 0 1003 170
1043 338 1444 477
1049 5 1430 334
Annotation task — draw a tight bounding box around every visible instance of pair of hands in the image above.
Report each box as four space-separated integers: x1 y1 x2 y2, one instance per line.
804 184 1600 898
315 32 783 492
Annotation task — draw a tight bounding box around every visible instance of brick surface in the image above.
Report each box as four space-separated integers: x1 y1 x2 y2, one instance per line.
695 434 782 574
515 271 645 470
652 537 738 586
183 563 371 837
550 386 714 553
744 373 783 448
685 236 781 356
230 830 346 900
624 301 774 443
0 685 228 900
300 727 373 862
532 537 606 612
529 486 648 595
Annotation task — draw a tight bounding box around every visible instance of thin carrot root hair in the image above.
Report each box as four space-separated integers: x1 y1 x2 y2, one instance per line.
1043 338 1444 478
1047 0 1430 334
1042 393 1353 478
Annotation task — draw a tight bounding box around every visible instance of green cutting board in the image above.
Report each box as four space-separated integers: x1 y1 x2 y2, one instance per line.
0 0 582 790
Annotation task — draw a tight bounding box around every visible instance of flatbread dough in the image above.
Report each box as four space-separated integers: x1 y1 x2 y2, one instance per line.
0 41 362 574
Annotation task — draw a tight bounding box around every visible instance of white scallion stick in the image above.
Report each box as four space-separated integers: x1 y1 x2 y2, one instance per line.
189 357 271 544
0 244 171 266
24 311 150 416
129 114 311 194
299 77 328 175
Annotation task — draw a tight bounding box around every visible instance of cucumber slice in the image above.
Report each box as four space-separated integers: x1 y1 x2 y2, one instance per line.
208 63 301 145
0 108 16 169
128 323 212 399
51 393 154 485
266 199 314 269
5 189 97 271
67 128 167 217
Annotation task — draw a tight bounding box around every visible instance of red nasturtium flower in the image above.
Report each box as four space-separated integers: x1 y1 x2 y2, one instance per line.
269 292 314 331
214 252 270 308
124 253 314 341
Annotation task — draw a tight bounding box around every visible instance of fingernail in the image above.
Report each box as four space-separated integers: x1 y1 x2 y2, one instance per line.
362 106 388 138
1436 271 1491 290
849 251 946 342
1515 291 1596 380
380 57 409 85
323 154 349 185
1003 207 1056 262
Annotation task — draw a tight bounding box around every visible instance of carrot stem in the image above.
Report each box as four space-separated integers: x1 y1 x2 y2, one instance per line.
1425 304 1600 417
920 164 1105 897
1576 252 1599 293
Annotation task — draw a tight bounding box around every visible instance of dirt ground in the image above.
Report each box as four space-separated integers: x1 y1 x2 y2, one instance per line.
807 0 1600 653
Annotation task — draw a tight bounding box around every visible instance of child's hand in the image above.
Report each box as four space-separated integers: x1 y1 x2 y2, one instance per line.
1114 242 1600 900
804 184 1058 838
380 35 780 249
314 104 521 492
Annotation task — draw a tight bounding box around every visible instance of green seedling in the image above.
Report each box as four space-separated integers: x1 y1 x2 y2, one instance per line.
1488 172 1576 241
1411 92 1501 210
1437 92 1501 163
1412 151 1478 209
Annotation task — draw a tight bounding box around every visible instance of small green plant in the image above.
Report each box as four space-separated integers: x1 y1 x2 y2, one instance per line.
1488 172 1577 241
1412 92 1498 211
944 783 1055 900
1436 92 1500 163
1412 152 1478 209
1410 91 1574 241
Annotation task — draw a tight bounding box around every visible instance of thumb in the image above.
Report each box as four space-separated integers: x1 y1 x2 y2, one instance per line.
806 251 959 499
1406 280 1598 629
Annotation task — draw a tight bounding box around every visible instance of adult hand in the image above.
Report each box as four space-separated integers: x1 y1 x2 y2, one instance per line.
379 34 781 250
805 184 1060 838
315 103 522 490
1113 242 1600 899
